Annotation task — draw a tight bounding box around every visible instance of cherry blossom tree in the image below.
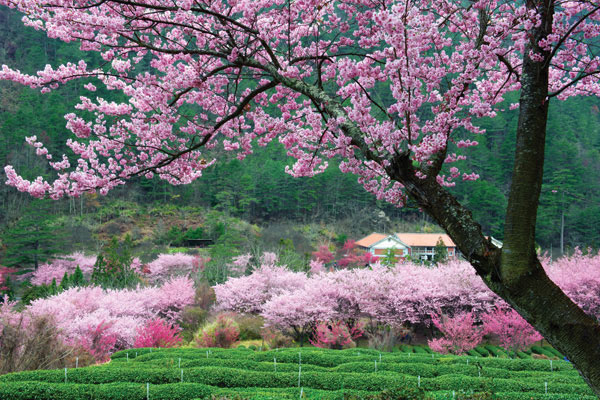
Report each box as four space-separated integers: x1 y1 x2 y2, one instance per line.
1 0 600 392
213 263 307 313
30 252 97 286
481 308 543 355
26 276 194 349
144 253 199 283
428 312 483 355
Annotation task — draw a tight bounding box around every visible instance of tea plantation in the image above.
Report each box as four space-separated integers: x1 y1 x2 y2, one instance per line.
0 347 592 399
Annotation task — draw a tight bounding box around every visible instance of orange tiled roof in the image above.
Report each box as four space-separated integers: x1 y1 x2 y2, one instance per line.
355 233 388 248
395 233 455 247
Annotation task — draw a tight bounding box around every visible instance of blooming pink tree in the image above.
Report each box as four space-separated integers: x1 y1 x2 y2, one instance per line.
543 249 600 320
26 276 194 349
75 321 118 363
134 318 183 348
310 320 364 350
144 253 198 284
2 0 600 392
213 264 307 314
482 308 543 354
312 245 335 265
428 312 483 355
31 253 97 286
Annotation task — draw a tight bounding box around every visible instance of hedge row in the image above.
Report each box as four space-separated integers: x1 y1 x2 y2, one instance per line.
0 366 590 395
0 381 594 400
113 357 579 381
116 348 573 373
0 382 212 400
426 391 596 400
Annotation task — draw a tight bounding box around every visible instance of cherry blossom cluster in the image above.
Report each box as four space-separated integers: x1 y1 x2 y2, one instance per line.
133 318 183 348
481 308 543 352
3 1 599 203
25 276 194 349
30 252 97 286
213 262 308 314
428 312 484 355
143 253 200 284
312 240 377 269
216 251 600 336
30 252 204 285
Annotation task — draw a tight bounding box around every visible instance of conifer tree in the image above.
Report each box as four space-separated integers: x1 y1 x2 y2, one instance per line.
1 200 64 270
433 238 449 265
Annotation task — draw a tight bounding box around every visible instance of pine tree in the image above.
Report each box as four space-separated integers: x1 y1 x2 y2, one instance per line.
70 265 85 287
58 271 70 290
1 200 65 271
433 237 448 265
91 235 140 289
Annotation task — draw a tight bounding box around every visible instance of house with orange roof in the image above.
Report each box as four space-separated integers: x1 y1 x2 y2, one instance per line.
356 232 460 262
355 233 410 260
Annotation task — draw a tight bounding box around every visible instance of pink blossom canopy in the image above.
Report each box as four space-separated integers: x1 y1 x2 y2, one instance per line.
2 1 600 201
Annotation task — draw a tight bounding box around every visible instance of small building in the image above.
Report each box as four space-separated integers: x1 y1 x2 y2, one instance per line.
355 233 410 259
356 232 459 262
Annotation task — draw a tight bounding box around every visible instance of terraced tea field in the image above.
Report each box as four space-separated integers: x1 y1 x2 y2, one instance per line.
0 347 592 399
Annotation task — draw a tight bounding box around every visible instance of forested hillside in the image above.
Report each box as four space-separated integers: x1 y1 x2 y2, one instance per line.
0 6 599 254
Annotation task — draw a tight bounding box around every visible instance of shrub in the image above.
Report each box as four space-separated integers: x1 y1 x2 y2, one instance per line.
428 312 483 355
0 310 71 373
134 318 183 348
481 308 542 355
75 321 118 363
235 314 264 341
364 324 409 352
261 328 293 349
180 307 208 342
196 314 240 348
310 320 363 350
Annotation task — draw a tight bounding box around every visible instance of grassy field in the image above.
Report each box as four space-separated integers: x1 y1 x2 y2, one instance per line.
0 346 592 399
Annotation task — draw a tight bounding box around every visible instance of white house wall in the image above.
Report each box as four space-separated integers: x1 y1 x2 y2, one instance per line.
370 238 408 256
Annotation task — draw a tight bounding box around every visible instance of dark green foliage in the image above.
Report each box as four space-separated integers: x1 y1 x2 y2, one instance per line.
357 386 427 400
473 347 490 357
91 235 140 289
0 382 213 400
1 200 66 270
21 266 87 304
70 266 85 286
0 347 591 400
21 282 56 304
59 271 70 290
433 238 448 264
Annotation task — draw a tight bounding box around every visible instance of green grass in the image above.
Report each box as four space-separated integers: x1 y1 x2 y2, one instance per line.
0 347 587 400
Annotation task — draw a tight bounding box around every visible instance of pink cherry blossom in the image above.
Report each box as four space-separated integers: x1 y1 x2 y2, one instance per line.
4 0 594 200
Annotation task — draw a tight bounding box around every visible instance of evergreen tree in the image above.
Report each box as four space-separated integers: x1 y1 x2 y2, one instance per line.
433 238 449 265
58 271 70 290
70 265 85 287
0 200 65 271
90 235 140 289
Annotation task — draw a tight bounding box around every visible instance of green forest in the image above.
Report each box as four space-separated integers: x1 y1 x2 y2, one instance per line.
0 6 599 267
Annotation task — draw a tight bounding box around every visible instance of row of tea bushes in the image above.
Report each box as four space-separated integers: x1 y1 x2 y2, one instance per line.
0 347 584 400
